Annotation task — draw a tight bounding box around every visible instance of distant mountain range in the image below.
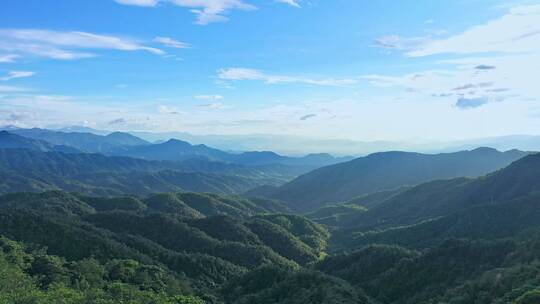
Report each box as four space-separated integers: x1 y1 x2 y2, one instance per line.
0 148 307 196
1 127 352 168
5 127 149 153
4 126 540 304
0 128 358 196
253 148 528 211
23 124 540 156
0 131 80 153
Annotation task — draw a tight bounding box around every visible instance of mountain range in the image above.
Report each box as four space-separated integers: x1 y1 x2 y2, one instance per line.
3 126 540 303
253 147 528 211
2 127 352 168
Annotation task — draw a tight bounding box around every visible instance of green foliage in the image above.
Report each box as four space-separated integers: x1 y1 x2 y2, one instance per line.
514 289 540 304
0 191 326 299
0 148 292 196
305 203 367 227
0 236 204 304
268 148 525 211
223 265 372 304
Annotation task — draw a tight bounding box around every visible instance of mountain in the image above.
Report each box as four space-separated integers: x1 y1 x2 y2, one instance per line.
119 138 231 162
340 152 540 231
261 148 527 211
0 149 294 196
0 131 78 153
118 138 352 168
5 128 149 153
323 152 540 251
4 127 351 173
0 190 333 302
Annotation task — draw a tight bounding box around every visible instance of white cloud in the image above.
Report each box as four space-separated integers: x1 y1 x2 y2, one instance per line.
0 54 19 63
154 36 191 48
368 4 540 109
197 102 226 110
174 0 256 25
0 85 28 92
374 35 430 51
115 0 256 24
218 68 358 87
194 94 223 100
0 71 35 81
114 0 159 6
0 29 165 60
158 105 184 115
404 4 540 57
276 0 300 8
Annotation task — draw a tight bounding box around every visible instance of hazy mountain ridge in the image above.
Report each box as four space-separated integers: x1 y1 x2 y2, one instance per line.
261 147 528 211
0 149 296 196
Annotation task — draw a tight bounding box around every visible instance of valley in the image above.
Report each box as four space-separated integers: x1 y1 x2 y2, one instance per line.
1 127 540 303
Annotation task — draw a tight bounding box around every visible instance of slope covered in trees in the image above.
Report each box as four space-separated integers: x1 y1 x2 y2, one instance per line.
0 190 331 302
2 136 540 303
0 148 301 196
262 148 527 211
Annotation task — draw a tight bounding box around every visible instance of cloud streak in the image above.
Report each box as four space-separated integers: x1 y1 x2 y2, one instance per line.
218 68 358 87
0 71 35 81
154 36 191 48
275 0 300 8
403 4 540 57
0 29 165 60
115 0 256 25
368 4 540 109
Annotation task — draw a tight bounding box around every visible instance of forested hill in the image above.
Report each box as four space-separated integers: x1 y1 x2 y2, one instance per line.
0 148 301 196
261 147 527 211
3 152 540 303
0 190 360 303
339 152 540 232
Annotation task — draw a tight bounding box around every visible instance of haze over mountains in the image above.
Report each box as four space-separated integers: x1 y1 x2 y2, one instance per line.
252 148 528 211
10 125 540 156
3 126 540 303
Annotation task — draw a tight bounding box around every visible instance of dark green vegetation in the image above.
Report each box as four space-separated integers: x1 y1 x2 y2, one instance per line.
0 128 353 197
0 190 335 303
3 127 540 303
259 147 527 211
0 148 302 196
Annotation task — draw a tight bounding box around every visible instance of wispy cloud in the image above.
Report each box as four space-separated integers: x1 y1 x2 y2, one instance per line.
115 0 257 25
403 4 540 57
276 0 301 8
197 102 226 110
0 54 19 63
218 68 358 87
158 105 183 115
154 36 191 48
368 4 540 109
194 94 223 100
0 71 35 81
0 29 165 60
114 0 159 6
0 85 28 93
374 35 429 51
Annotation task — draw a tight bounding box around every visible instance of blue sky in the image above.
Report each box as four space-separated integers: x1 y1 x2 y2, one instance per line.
1 0 540 142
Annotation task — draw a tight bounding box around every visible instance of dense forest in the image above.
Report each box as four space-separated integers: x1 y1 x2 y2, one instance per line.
1 129 540 303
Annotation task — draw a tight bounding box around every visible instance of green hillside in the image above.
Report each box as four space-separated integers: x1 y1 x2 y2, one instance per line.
265 148 527 211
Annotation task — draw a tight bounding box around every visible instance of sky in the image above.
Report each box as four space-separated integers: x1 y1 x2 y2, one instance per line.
1 0 540 143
